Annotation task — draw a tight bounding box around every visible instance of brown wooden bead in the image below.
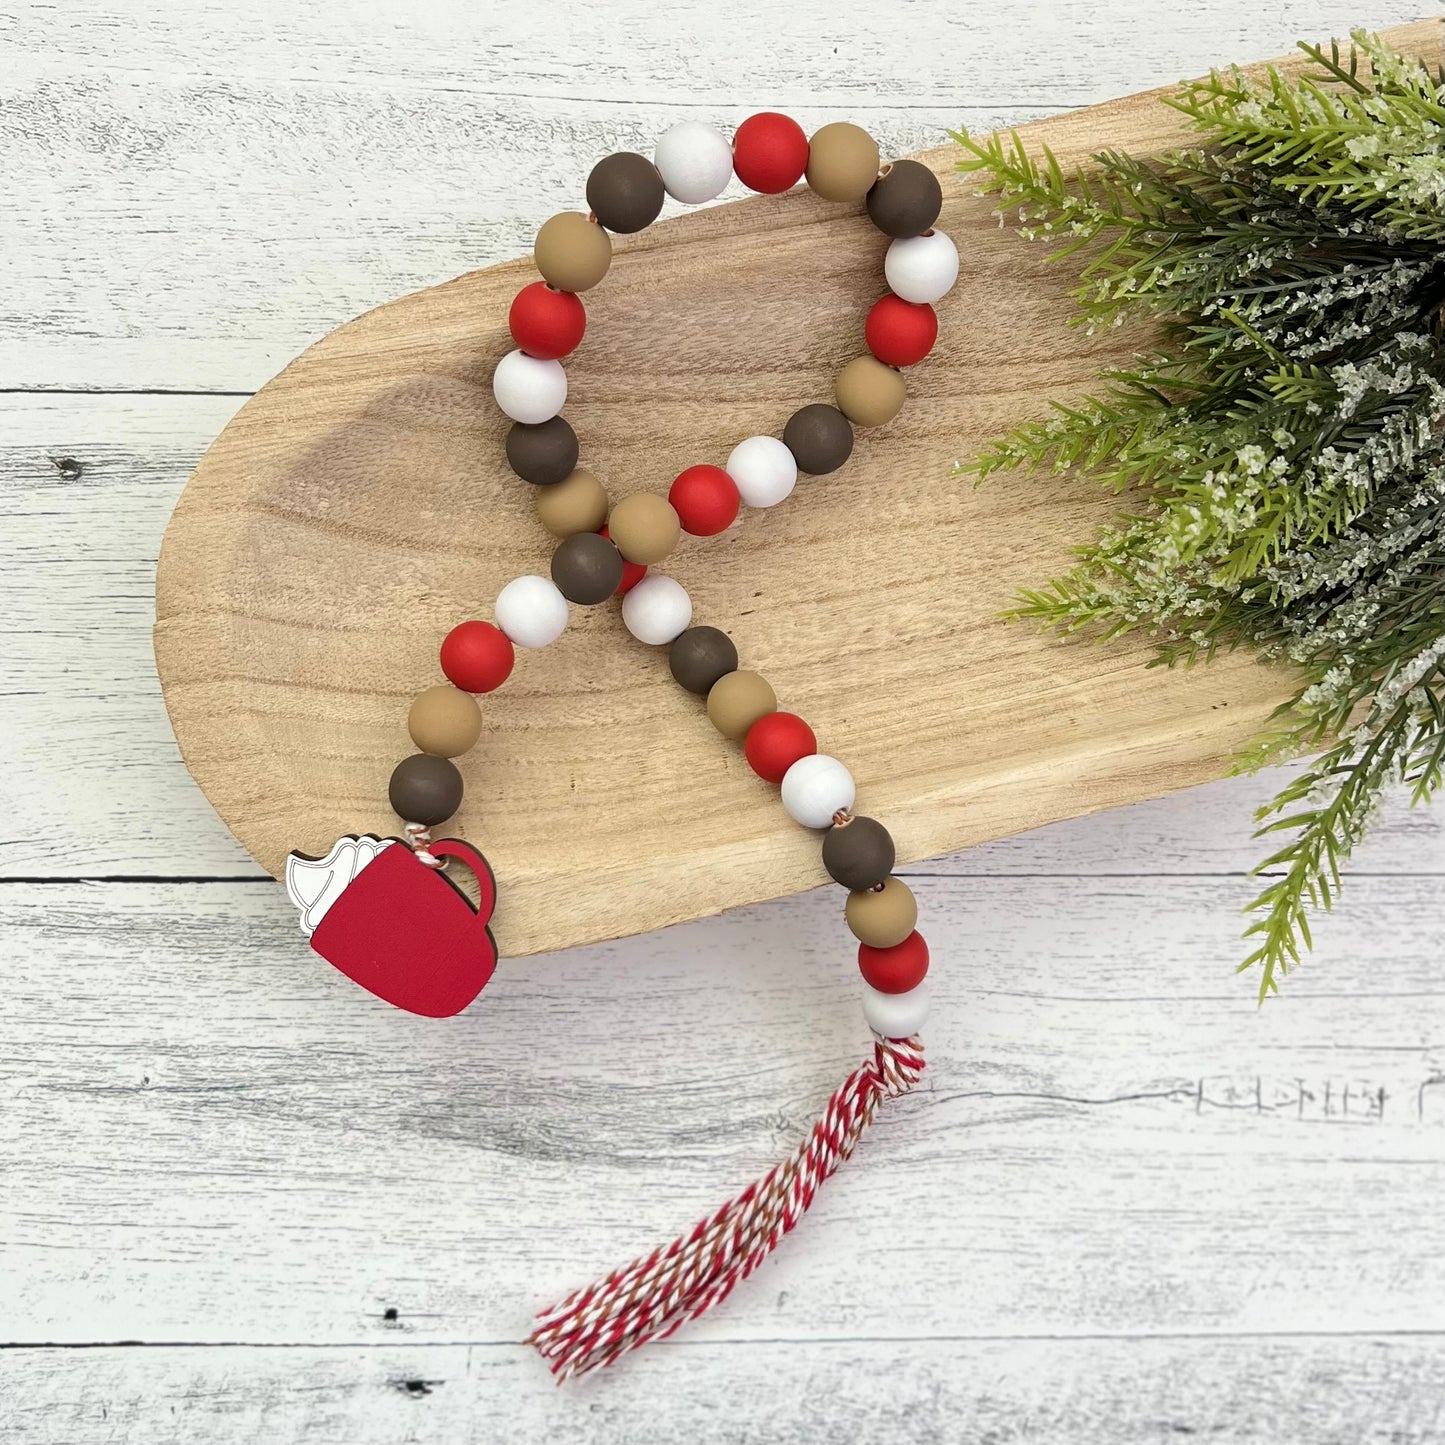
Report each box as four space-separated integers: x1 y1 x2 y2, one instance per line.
822 816 896 891
407 684 483 758
669 626 739 695
536 467 609 538
388 753 464 826
705 669 777 740
844 876 917 948
506 416 579 486
586 152 666 234
783 403 854 475
805 122 880 202
534 211 613 292
866 159 943 239
607 492 680 564
835 355 906 428
551 531 624 605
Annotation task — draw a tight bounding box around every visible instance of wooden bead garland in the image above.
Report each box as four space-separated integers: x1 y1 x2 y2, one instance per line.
493 114 954 573
284 113 958 1384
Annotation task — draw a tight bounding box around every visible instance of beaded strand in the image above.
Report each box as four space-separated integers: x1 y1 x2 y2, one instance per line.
304 111 959 1381
394 115 953 1045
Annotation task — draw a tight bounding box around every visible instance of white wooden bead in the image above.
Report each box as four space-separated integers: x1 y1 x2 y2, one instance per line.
726 435 797 509
862 980 931 1038
780 754 856 829
621 574 692 645
494 574 569 649
884 231 960 304
654 121 734 204
492 349 567 424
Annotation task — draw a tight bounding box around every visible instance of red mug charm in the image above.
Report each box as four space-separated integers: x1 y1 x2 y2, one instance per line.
284 835 498 1017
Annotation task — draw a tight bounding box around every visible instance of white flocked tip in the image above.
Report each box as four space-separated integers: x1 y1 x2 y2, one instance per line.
862 980 931 1038
621 574 692 645
780 754 856 828
494 574 569 648
726 434 798 509
493 349 568 424
654 121 734 205
883 231 960 305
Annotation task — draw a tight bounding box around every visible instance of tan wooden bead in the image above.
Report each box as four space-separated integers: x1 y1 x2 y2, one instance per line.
805 122 881 203
608 492 680 565
537 467 609 538
407 684 483 758
534 212 612 293
706 670 777 741
835 355 907 427
844 876 917 948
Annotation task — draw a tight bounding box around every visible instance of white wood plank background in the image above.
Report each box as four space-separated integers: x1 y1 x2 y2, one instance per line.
3 2 1443 1441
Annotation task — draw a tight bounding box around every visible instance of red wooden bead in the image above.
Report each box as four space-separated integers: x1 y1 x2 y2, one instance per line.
440 620 515 693
858 930 930 994
669 464 740 537
864 294 939 368
732 111 810 194
599 525 647 594
508 281 587 360
744 711 817 784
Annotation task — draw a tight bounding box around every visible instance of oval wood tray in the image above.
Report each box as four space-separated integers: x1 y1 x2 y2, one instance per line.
154 20 1442 958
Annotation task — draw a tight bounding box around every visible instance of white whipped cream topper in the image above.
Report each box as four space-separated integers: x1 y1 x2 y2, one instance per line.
284 834 394 936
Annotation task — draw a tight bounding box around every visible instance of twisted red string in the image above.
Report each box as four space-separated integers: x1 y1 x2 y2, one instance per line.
528 1032 926 1381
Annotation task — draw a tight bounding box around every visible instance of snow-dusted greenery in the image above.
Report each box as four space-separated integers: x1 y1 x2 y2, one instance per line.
952 32 1445 999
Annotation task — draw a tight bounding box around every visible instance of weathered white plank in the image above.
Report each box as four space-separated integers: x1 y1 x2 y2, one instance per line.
0 393 257 875
3 392 1441 879
3 1 1431 390
7 1336 1445 1445
2 875 1441 1347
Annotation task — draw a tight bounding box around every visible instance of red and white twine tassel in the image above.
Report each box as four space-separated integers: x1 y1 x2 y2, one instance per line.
528 1031 925 1381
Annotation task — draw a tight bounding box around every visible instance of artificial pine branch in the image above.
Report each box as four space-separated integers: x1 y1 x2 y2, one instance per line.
952 30 1445 999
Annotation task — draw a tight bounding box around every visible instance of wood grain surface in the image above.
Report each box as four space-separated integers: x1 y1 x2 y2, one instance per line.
154 28 1445 960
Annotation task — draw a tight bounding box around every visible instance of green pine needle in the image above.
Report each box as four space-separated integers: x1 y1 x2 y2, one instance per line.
954 30 1445 1000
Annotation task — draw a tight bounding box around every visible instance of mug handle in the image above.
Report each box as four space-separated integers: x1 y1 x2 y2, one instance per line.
429 838 498 925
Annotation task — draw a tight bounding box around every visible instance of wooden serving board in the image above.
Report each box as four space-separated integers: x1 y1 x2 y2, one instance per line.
153 20 1443 959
